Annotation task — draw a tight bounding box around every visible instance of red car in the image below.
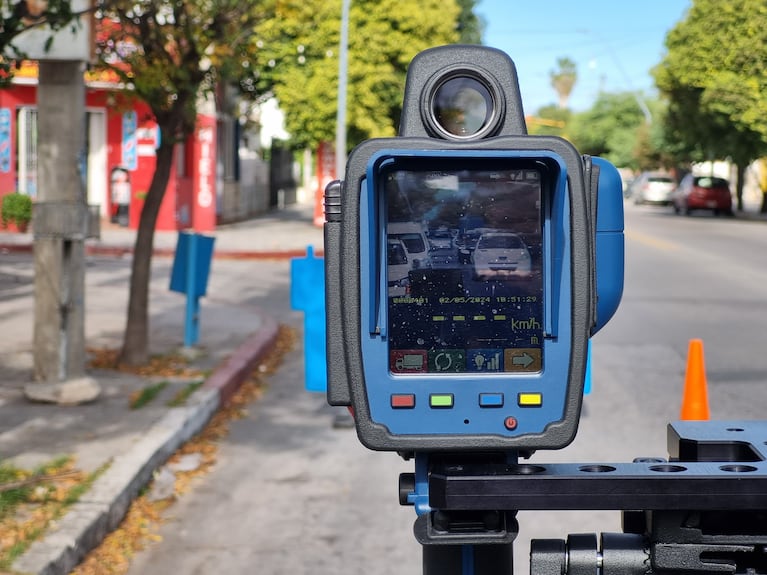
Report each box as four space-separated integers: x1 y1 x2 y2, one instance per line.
671 174 733 216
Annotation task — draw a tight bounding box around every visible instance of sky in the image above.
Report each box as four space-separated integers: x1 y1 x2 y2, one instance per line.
475 0 691 114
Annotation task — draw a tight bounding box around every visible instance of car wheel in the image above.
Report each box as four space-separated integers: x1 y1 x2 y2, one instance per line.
673 203 680 215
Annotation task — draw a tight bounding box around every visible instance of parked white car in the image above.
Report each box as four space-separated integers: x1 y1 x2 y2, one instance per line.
387 239 412 296
632 172 676 205
387 222 431 270
472 231 532 280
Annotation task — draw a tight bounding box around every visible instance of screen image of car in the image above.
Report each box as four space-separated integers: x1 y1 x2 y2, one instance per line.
472 231 532 280
387 238 412 296
387 222 432 270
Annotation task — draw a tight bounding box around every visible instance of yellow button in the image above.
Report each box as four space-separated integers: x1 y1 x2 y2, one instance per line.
518 392 542 407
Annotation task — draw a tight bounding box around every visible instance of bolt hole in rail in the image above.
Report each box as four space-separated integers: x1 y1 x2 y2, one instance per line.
323 45 764 575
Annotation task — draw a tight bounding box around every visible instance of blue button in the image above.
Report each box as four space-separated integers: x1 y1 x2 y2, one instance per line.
479 393 504 408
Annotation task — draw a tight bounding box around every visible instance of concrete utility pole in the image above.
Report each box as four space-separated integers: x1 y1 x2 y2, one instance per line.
335 0 350 179
27 60 100 403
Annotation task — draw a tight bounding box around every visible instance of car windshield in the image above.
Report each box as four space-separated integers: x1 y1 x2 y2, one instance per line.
478 235 523 249
392 233 425 253
694 177 728 188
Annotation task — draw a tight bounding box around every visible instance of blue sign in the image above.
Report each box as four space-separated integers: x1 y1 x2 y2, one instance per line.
0 108 11 174
122 111 138 171
169 232 216 347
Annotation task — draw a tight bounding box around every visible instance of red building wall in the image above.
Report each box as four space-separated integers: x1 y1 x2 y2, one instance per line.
0 85 36 196
192 114 217 232
0 73 217 233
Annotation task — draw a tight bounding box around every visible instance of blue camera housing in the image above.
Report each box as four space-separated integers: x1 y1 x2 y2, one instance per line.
323 133 623 452
591 156 624 333
359 149 575 441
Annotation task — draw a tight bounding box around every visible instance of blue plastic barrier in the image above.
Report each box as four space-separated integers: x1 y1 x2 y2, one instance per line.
290 246 327 392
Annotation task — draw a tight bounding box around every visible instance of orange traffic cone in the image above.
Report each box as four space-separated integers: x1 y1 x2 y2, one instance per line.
680 339 710 420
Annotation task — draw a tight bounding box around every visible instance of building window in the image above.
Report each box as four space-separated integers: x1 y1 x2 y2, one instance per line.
16 107 37 197
217 117 238 181
175 140 188 178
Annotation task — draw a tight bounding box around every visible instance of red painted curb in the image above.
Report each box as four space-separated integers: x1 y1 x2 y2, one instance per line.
203 316 281 405
0 244 32 254
206 249 324 260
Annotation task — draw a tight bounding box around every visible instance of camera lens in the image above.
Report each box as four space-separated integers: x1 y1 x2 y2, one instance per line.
431 75 495 139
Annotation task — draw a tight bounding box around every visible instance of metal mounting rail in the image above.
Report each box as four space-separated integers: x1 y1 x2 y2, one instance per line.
429 460 767 511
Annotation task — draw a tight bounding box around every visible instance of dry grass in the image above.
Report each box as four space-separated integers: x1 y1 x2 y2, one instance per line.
87 347 208 380
0 457 97 571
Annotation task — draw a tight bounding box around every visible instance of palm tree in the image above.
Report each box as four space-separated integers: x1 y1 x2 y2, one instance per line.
550 57 577 109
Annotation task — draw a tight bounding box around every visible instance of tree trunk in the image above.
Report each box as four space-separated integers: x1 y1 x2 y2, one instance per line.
735 162 745 212
119 140 176 366
759 159 767 214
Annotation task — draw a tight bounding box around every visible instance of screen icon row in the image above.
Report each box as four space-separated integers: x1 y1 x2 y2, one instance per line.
390 348 541 374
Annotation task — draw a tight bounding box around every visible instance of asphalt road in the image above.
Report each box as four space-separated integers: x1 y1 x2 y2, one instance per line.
124 202 767 575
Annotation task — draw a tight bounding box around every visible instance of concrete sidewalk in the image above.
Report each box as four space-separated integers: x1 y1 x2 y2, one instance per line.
0 201 325 258
0 202 323 575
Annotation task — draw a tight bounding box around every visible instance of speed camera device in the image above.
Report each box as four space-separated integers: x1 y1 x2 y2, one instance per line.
324 45 624 452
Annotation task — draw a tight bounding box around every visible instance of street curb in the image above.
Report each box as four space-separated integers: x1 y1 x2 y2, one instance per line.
0 243 323 260
11 321 282 575
204 317 280 404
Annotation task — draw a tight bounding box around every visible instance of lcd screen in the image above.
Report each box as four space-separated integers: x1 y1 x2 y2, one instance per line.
385 161 544 375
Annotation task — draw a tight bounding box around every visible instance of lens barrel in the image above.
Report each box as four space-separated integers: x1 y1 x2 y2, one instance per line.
426 71 501 140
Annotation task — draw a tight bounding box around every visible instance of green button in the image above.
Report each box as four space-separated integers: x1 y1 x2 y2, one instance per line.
430 394 454 409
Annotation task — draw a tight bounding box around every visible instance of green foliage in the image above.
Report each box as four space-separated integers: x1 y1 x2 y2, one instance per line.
167 380 204 407
95 0 272 143
455 0 484 44
130 381 169 410
0 462 31 520
632 100 691 170
568 92 651 168
252 0 466 150
653 0 767 165
0 192 32 227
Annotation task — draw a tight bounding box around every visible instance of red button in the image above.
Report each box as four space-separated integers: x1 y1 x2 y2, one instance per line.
391 394 416 409
504 416 518 430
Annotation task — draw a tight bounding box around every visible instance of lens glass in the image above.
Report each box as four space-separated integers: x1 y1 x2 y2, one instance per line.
432 76 494 137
